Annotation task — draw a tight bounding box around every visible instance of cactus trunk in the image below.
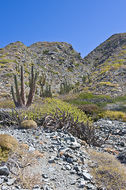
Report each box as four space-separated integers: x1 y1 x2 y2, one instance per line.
20 66 25 105
11 65 37 108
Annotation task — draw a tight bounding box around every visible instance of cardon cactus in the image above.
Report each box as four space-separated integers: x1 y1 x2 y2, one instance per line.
39 73 46 97
11 65 38 108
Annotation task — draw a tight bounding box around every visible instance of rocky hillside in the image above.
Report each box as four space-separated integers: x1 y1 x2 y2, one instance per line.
0 33 126 100
0 41 86 99
84 33 126 96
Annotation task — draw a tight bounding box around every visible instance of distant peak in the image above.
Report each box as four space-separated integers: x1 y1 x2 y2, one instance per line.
5 41 26 48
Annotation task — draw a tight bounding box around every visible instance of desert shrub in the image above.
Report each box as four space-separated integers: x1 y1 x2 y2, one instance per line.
0 109 21 126
0 134 18 151
78 104 99 114
20 120 37 129
21 98 90 125
6 98 91 130
78 93 111 100
104 110 126 122
89 149 126 190
0 147 9 162
0 134 18 162
82 75 87 83
78 104 104 121
65 92 112 107
0 100 15 109
6 144 43 189
43 49 49 55
43 108 106 146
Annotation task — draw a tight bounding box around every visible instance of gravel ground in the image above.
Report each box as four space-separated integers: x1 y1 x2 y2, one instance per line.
0 126 97 190
0 119 126 190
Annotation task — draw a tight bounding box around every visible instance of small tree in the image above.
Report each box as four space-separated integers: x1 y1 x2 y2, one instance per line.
11 65 38 108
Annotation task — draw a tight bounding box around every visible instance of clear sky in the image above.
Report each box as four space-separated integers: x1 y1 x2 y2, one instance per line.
0 0 126 57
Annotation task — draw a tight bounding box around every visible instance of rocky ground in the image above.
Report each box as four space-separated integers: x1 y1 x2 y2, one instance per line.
94 119 126 163
0 119 126 190
0 126 96 190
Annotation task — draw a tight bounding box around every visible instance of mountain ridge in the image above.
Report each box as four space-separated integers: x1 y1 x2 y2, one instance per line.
0 33 126 100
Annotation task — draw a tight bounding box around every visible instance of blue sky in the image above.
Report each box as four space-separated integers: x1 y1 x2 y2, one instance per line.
0 0 126 57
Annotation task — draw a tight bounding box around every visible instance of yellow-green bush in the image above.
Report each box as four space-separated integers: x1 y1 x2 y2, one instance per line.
0 147 9 162
104 110 126 122
22 98 90 124
89 149 126 190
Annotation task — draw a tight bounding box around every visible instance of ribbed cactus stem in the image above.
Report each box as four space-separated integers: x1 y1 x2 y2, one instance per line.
14 74 23 107
26 66 38 107
20 66 25 105
11 86 18 107
11 65 38 108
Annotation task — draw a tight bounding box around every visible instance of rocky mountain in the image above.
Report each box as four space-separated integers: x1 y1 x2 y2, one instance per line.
84 33 126 96
0 41 86 99
0 33 126 100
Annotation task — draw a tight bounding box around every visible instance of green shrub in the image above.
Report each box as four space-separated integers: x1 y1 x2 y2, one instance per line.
43 49 49 55
21 98 90 124
78 104 104 121
103 110 126 122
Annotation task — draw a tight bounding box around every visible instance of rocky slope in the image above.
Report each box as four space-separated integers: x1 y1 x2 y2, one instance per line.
0 41 86 99
84 33 126 96
0 33 126 100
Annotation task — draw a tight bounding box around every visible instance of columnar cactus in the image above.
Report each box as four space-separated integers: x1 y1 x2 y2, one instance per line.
59 79 72 94
11 65 38 108
39 73 46 97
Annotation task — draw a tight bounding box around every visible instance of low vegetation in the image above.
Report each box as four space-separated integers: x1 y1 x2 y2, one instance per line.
89 149 126 190
25 98 90 123
78 104 104 121
0 99 15 109
20 120 37 129
65 92 112 107
103 110 126 122
0 134 18 162
6 143 43 190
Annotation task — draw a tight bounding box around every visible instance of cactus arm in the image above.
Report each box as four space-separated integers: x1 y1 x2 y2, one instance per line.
26 66 37 107
11 86 19 107
20 66 25 105
14 75 23 107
